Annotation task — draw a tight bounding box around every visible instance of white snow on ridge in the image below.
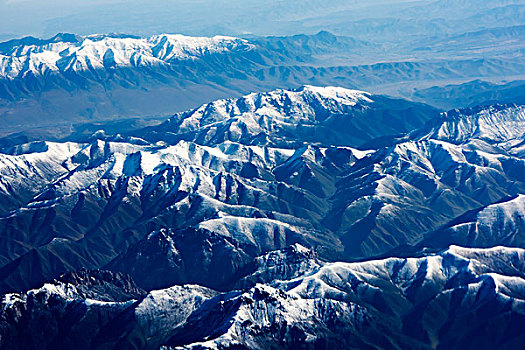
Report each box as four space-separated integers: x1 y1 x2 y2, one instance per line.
275 245 525 302
173 85 374 135
0 34 254 79
433 105 525 144
300 85 372 105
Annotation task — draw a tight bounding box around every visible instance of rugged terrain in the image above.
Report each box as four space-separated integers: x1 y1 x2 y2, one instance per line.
0 84 524 349
0 86 523 295
1 244 524 349
1 1 524 348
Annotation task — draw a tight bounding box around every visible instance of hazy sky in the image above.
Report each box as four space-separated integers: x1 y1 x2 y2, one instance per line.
0 0 253 37
1 0 517 42
0 0 291 39
0 0 203 39
0 0 417 40
0 0 130 39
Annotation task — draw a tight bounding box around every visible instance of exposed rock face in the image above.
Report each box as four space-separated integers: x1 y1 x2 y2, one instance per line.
105 227 255 291
235 243 322 289
53 269 146 301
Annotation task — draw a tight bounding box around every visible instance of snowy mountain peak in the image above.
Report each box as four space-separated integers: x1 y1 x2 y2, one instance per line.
3 245 525 349
172 85 373 129
420 104 525 144
141 84 434 149
277 244 525 302
296 85 372 104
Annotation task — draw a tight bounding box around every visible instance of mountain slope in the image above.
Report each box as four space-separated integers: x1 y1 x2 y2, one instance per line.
0 134 355 292
416 103 525 144
418 194 525 250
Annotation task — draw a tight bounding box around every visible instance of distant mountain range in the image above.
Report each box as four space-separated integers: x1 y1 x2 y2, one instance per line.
0 33 255 79
0 30 523 136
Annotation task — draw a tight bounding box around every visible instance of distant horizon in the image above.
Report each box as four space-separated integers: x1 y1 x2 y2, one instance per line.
0 0 434 40
0 29 348 44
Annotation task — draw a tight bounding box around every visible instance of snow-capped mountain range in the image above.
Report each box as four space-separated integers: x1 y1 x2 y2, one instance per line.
2 244 524 349
0 33 254 79
0 85 524 349
1 30 523 136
